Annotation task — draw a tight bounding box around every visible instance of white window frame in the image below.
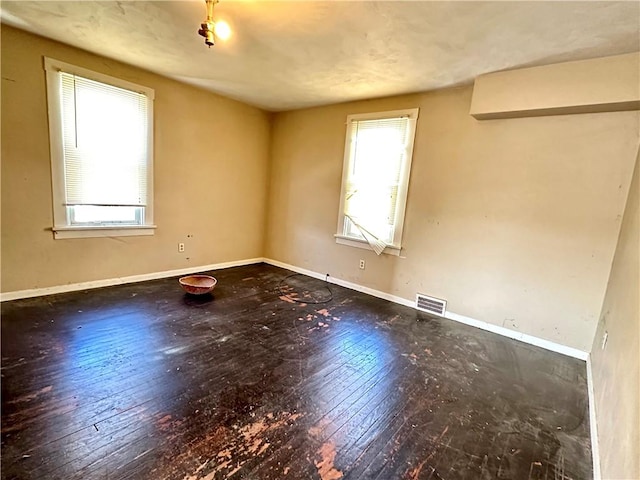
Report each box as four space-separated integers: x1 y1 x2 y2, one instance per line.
335 108 419 256
44 57 156 239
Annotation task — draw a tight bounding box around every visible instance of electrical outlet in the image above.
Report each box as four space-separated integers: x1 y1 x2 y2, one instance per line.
359 259 365 270
601 331 608 350
178 242 185 253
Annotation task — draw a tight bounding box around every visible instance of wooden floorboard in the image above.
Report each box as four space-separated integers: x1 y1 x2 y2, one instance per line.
1 263 592 479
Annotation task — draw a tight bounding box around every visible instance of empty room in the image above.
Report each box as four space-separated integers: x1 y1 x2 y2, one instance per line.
1 1 638 479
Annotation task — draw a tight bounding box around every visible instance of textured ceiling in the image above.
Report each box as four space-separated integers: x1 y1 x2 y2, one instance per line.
2 1 639 111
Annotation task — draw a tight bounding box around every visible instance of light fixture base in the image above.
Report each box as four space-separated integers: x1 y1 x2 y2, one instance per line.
198 22 215 47
198 0 219 48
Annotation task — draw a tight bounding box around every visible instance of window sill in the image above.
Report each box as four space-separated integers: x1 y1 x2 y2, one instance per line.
52 225 157 239
334 234 401 256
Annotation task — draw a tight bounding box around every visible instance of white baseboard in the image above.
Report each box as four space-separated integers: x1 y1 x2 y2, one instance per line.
443 310 588 360
265 258 416 308
263 258 589 361
586 356 602 480
0 257 264 302
3 256 589 361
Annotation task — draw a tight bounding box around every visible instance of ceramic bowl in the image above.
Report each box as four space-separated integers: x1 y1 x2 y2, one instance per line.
179 275 217 295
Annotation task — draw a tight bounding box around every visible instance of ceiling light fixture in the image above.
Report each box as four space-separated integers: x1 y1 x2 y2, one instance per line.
198 0 231 47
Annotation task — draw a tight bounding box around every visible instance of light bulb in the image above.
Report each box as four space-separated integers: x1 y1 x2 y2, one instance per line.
214 20 231 41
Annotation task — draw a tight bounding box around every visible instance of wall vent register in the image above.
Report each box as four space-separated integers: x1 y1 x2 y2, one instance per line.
416 293 447 316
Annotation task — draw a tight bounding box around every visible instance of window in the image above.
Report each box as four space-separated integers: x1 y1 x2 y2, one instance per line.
335 108 419 255
44 58 155 239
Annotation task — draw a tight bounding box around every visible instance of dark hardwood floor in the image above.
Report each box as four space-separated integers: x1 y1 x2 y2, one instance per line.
1 263 592 479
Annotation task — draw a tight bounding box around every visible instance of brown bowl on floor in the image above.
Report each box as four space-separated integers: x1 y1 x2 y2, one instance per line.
179 275 217 295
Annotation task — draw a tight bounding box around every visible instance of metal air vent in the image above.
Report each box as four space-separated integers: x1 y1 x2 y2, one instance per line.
415 293 447 316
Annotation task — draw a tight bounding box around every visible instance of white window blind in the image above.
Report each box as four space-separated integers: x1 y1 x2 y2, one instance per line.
336 109 418 255
344 116 410 245
45 57 155 239
60 72 149 208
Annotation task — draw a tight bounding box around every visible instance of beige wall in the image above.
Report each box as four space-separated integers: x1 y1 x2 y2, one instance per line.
1 26 271 293
470 52 640 119
590 150 639 480
265 87 638 352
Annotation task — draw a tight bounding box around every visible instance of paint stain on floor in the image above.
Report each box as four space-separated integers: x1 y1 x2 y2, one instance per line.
315 441 343 480
182 411 303 480
279 295 297 304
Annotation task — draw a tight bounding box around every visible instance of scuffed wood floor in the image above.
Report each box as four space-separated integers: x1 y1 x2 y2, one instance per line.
1 264 592 479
